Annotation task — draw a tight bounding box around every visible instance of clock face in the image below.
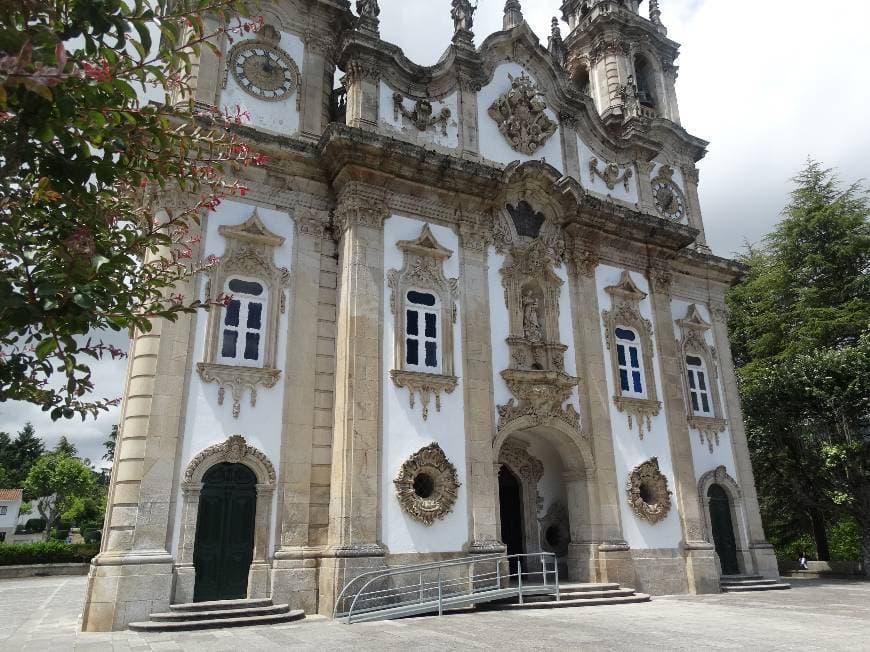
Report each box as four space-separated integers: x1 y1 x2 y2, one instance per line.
229 42 298 102
652 180 686 222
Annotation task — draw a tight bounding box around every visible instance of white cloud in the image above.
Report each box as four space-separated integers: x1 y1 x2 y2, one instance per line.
6 0 867 457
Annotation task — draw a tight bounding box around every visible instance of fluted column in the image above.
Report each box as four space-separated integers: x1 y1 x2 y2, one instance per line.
318 183 389 615
458 220 502 554
646 264 719 594
344 60 380 129
709 301 779 577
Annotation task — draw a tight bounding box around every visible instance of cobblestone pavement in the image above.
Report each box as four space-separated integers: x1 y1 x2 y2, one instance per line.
2 576 869 650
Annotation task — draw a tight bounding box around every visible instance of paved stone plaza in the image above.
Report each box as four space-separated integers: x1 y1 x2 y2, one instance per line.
2 576 868 650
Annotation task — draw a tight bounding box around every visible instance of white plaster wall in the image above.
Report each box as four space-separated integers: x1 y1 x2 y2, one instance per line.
0 500 20 529
381 216 469 553
379 83 460 150
577 139 639 205
171 200 293 557
478 63 564 173
595 266 683 549
219 29 305 137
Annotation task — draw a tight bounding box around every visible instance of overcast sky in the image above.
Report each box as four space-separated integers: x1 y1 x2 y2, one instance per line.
1 0 868 466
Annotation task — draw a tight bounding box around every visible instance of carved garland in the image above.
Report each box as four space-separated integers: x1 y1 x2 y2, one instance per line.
602 271 661 439
392 93 451 136
589 158 634 192
488 73 558 156
198 210 290 418
394 443 461 525
387 225 459 420
677 304 727 453
626 457 672 524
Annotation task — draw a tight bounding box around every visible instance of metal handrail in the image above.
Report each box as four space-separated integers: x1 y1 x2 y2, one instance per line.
335 552 560 624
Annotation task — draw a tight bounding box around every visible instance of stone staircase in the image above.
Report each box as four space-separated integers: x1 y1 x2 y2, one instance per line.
128 598 305 632
480 582 651 611
720 575 791 593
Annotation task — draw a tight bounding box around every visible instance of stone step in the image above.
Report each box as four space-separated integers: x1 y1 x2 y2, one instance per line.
720 575 764 582
483 593 651 611
150 604 290 622
721 583 792 593
524 589 638 602
169 598 273 613
720 578 780 586
128 610 305 632
556 582 621 592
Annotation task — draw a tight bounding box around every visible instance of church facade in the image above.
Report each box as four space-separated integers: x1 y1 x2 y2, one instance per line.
82 0 780 631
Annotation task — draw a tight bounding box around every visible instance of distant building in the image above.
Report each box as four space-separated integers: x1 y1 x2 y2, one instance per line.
0 489 23 543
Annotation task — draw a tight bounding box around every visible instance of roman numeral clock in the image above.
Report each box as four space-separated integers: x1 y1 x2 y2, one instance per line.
228 24 299 102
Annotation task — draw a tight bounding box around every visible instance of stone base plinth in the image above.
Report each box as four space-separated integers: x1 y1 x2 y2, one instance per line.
567 542 597 583
750 542 781 579
317 547 387 618
598 543 637 588
684 545 721 594
271 555 319 614
173 564 195 604
631 548 690 595
81 552 174 632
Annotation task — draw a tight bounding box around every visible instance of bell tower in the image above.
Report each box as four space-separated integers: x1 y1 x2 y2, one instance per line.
560 0 681 126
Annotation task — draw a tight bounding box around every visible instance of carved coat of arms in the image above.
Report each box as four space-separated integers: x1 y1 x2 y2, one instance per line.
488 73 558 155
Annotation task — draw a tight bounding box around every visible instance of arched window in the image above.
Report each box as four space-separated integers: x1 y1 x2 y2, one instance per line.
220 278 267 366
633 55 658 114
404 290 441 373
615 327 645 397
685 354 712 416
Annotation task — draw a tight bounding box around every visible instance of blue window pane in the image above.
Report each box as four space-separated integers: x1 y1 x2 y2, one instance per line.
425 313 437 338
698 372 707 391
406 338 418 365
228 279 264 296
687 372 696 389
629 347 640 369
225 300 240 327
221 330 238 358
701 393 710 413
244 333 260 360
247 302 263 330
691 392 699 412
406 310 418 336
615 328 636 341
632 371 643 394
686 355 703 367
617 344 626 367
425 341 437 368
408 291 436 306
619 369 630 392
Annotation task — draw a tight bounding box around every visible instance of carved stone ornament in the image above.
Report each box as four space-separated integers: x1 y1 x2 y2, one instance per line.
539 501 570 557
226 25 300 103
488 73 558 156
451 0 477 33
677 304 727 452
499 439 544 484
651 165 687 223
394 443 461 525
494 201 565 262
198 210 290 418
184 435 276 484
602 271 661 439
497 238 580 433
393 94 451 135
387 225 459 419
626 457 672 524
589 158 634 192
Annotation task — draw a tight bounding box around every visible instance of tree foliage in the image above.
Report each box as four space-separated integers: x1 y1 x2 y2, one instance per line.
23 450 98 538
0 422 46 487
728 161 870 572
0 0 266 420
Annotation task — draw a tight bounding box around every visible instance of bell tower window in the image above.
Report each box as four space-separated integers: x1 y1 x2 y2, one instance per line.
633 55 659 116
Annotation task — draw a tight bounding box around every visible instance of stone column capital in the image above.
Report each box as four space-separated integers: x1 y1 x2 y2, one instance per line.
568 247 600 278
459 220 493 255
333 189 389 237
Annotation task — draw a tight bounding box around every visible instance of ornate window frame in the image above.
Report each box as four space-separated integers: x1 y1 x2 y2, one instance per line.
677 304 727 452
387 224 459 420
602 271 661 439
197 210 290 418
394 443 461 525
626 457 673 525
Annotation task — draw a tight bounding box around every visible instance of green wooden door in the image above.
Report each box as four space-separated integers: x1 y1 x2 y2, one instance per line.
499 466 524 574
708 483 740 575
193 463 257 602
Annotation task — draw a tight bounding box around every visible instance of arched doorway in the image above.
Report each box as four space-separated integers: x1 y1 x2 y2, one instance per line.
499 465 524 573
708 483 740 575
193 462 257 601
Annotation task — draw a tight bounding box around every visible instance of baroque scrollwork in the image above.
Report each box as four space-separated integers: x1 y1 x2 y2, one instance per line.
627 457 672 524
184 435 276 484
393 94 451 135
394 443 461 525
488 73 558 156
589 157 634 192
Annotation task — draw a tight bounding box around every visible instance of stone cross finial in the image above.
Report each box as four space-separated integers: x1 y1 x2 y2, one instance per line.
503 0 523 30
356 0 380 35
548 17 565 67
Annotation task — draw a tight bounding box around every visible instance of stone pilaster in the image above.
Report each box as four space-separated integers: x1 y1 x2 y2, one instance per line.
662 62 681 124
458 220 502 554
680 165 711 252
636 160 656 213
344 60 380 129
458 77 481 157
709 301 779 578
82 201 200 631
646 265 719 594
559 113 581 181
318 184 388 616
271 209 331 613
565 241 635 586
300 32 336 139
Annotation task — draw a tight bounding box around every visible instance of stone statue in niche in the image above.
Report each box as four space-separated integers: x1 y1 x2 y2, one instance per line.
451 0 476 32
356 0 379 18
392 94 451 136
522 291 543 343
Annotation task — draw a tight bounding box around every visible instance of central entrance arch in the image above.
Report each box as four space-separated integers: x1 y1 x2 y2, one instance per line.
193 462 257 602
498 465 525 572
